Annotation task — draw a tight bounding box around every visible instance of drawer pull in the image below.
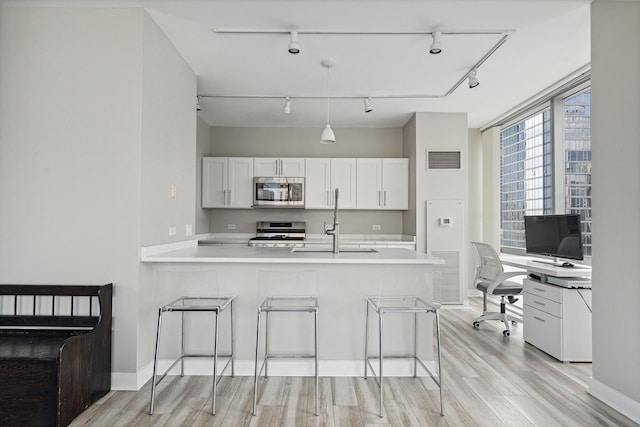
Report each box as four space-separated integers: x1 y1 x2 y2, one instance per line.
533 316 546 322
534 301 546 306
534 287 546 292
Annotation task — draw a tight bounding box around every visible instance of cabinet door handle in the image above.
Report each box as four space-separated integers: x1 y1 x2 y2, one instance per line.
377 190 381 206
383 190 387 206
534 301 546 306
223 189 227 205
533 316 546 322
534 287 546 293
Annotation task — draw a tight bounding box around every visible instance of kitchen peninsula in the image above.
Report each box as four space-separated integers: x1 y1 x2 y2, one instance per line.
141 242 444 376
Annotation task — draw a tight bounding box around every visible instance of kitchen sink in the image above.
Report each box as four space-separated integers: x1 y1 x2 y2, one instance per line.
290 247 378 253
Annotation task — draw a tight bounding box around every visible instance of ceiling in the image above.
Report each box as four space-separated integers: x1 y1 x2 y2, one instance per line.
10 0 592 129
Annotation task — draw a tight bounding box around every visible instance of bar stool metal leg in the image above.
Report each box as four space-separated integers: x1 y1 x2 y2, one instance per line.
414 303 420 382
364 300 369 379
435 309 444 416
252 307 261 416
212 308 219 415
149 307 163 415
378 309 384 418
314 306 319 416
265 310 270 378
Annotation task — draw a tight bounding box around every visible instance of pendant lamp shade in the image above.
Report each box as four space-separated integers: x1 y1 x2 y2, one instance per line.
320 124 336 144
320 59 336 144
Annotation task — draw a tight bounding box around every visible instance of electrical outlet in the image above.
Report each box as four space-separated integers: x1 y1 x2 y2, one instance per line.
169 184 177 199
372 224 381 231
168 226 177 236
227 224 236 230
185 224 193 236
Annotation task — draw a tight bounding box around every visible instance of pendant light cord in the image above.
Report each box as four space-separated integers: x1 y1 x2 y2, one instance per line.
325 65 331 126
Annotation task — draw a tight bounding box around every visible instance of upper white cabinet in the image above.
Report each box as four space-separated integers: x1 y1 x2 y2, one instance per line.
356 158 408 210
305 158 357 209
202 157 254 208
254 158 305 177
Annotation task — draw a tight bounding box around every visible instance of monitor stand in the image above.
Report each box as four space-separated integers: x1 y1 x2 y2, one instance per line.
532 259 574 268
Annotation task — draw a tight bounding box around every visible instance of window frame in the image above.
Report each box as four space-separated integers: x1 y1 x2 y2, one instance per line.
497 82 592 261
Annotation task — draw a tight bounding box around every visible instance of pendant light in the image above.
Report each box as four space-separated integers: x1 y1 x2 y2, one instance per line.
320 59 336 144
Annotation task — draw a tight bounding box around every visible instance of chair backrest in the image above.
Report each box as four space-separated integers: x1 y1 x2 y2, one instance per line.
471 242 504 282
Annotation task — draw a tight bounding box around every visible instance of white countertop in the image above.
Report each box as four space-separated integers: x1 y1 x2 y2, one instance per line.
197 233 416 246
141 243 442 265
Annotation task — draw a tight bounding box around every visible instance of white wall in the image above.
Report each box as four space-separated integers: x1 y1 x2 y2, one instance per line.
413 113 469 254
0 7 198 388
196 117 211 234
480 127 502 248
402 115 418 237
589 0 640 419
140 12 197 247
138 11 198 376
0 7 143 375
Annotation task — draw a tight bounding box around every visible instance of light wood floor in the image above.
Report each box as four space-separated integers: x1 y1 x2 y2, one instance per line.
71 297 638 427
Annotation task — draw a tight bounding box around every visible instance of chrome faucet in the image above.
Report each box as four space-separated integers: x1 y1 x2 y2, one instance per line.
325 188 340 253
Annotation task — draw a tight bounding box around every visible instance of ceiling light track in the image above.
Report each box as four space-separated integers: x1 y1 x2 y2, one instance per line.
212 29 513 36
199 31 513 102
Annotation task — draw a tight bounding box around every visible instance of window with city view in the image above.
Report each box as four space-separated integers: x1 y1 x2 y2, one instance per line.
500 109 552 249
563 89 592 256
499 86 592 258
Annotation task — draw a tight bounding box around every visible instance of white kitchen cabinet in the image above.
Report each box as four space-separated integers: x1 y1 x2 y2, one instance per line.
254 157 305 177
356 158 408 210
202 157 254 208
523 278 592 362
305 158 356 209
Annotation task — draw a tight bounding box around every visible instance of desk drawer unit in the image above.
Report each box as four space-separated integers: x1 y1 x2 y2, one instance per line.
523 279 592 362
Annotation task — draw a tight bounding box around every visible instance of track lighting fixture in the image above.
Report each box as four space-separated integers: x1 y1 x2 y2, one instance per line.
468 70 480 88
429 31 442 54
320 59 336 144
283 97 291 114
196 96 202 111
288 31 300 54
364 97 373 113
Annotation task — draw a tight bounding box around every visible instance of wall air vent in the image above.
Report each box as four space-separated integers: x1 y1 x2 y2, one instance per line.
427 150 462 170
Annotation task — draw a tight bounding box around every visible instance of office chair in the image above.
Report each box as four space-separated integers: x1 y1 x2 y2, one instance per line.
471 242 527 336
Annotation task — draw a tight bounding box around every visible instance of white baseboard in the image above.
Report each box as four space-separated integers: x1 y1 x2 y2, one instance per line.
111 358 438 391
589 377 640 424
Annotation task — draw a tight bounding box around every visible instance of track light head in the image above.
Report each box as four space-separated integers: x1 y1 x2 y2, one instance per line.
196 96 202 111
283 97 291 114
364 97 373 113
468 70 480 88
429 31 442 54
288 31 300 54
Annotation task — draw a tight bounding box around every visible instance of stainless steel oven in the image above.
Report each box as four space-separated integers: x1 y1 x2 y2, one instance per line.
248 221 306 247
253 177 304 208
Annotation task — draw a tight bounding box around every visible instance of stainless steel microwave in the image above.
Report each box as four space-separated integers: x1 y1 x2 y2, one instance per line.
253 177 304 208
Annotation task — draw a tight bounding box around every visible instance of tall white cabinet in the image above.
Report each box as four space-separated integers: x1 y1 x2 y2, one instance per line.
305 158 357 209
356 158 408 210
202 157 254 208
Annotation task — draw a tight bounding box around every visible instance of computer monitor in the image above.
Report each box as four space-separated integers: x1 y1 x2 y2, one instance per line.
524 214 584 262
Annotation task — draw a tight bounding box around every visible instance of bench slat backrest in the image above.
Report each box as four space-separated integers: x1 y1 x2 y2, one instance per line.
0 285 104 329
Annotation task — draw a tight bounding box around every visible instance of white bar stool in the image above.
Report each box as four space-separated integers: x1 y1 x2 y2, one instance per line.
364 296 443 418
149 295 235 416
253 270 319 416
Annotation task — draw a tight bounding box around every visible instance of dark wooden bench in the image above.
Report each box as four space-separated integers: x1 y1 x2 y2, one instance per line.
0 284 112 427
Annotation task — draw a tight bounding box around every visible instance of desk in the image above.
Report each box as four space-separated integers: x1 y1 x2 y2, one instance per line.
500 253 591 281
499 254 592 362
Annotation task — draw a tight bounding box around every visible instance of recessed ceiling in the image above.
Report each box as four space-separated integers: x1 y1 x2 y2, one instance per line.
9 0 592 129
